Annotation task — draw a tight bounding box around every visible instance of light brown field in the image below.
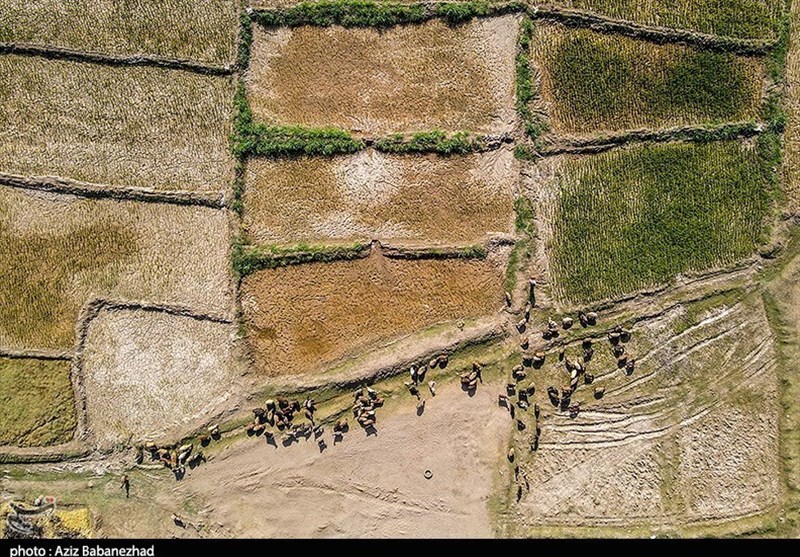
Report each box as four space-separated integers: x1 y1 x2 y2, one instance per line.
0 186 233 352
81 309 243 447
241 249 506 376
0 0 239 65
246 16 518 134
243 148 518 246
0 55 236 193
498 293 780 535
0 357 76 447
178 378 511 538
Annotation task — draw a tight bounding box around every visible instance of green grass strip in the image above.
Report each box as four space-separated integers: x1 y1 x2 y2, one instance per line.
233 240 371 277
374 131 487 154
251 1 522 28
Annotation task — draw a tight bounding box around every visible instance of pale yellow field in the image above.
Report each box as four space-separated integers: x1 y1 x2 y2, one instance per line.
0 55 236 193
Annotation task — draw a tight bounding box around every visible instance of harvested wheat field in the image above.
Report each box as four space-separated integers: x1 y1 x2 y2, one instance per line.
526 140 771 305
529 23 765 136
0 55 235 192
498 292 779 535
0 186 232 352
243 148 518 246
0 0 239 65
549 0 783 39
178 378 511 538
241 249 506 376
81 308 242 447
246 16 518 134
0 357 76 447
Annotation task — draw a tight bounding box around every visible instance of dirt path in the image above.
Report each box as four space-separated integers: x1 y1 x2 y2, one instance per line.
176 381 511 538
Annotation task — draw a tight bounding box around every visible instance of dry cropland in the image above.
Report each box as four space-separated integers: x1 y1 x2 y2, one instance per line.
4 0 800 540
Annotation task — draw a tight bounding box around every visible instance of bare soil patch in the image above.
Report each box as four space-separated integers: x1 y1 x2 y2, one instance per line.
241 249 506 376
243 148 518 246
0 187 233 352
81 309 244 447
0 55 235 192
179 379 511 537
246 17 518 134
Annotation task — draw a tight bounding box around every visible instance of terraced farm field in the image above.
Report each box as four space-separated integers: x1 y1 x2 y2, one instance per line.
0 0 240 65
241 249 506 376
0 55 235 192
500 292 779 535
529 23 765 135
243 148 517 246
529 140 772 304
0 186 232 352
246 16 518 134
550 0 784 39
3 0 800 542
0 357 76 447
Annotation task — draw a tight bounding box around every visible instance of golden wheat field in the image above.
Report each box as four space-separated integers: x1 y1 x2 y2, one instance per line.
0 186 233 352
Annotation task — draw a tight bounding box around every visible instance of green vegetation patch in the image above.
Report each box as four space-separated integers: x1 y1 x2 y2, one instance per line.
0 358 76 447
233 239 371 277
534 25 764 134
374 131 487 154
550 140 772 303
251 0 518 28
550 0 783 40
232 83 364 157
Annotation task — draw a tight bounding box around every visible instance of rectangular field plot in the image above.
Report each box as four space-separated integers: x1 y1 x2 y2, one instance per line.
247 16 517 135
549 0 783 39
0 56 236 192
531 140 770 304
0 187 232 352
509 294 779 532
529 24 765 136
243 149 517 246
0 0 239 66
82 309 241 447
241 251 505 376
0 357 76 447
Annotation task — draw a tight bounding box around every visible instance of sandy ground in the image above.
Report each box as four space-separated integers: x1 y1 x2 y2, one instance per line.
176 380 511 538
0 187 234 352
243 148 519 246
81 308 245 448
0 55 236 193
241 249 506 376
503 294 780 533
246 17 518 135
